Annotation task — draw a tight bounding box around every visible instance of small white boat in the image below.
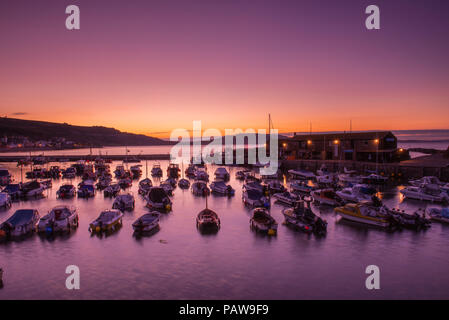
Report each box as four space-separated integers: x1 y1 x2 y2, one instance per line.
104 184 120 197
409 176 443 187
138 178 153 195
400 184 449 203
77 180 95 198
288 169 316 180
21 180 45 198
178 178 190 189
0 193 12 208
96 177 111 190
250 208 277 235
130 165 142 179
338 173 362 185
113 193 135 211
426 207 449 224
0 209 40 240
336 184 377 203
242 189 270 208
57 184 76 199
145 187 172 212
62 167 76 179
151 163 163 177
132 212 160 234
191 181 210 196
214 167 230 181
160 180 174 196
290 180 317 194
272 191 301 206
89 209 123 233
311 188 343 206
118 177 132 189
243 181 267 194
2 184 22 200
210 181 235 196
195 170 209 182
185 164 197 177
38 206 78 233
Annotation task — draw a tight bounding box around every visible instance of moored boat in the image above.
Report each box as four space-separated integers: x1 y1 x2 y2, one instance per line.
112 193 135 211
214 167 230 181
282 199 327 236
311 188 343 206
250 208 277 235
400 184 449 203
334 203 392 228
0 193 12 208
38 206 78 234
0 209 40 240
145 187 172 212
242 189 270 208
104 184 120 197
191 181 210 197
426 207 449 224
89 209 123 233
57 184 76 199
210 180 235 196
138 178 153 195
151 163 163 177
272 191 301 206
132 212 160 234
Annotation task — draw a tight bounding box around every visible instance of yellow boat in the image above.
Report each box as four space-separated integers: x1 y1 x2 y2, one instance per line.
334 203 391 228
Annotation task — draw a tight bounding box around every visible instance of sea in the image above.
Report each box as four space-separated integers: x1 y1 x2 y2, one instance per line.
0 129 448 300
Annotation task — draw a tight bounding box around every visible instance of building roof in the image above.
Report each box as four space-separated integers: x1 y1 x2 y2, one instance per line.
283 131 394 141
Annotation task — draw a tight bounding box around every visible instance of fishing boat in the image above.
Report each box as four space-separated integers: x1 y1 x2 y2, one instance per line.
0 168 12 186
2 184 21 200
178 178 190 189
89 209 123 233
243 180 267 195
311 188 343 206
151 163 163 177
336 184 377 203
191 181 210 196
426 207 449 224
113 193 135 211
21 180 45 198
290 180 318 194
272 191 301 206
0 193 12 208
38 206 78 234
214 167 230 181
56 184 76 199
266 180 285 194
77 180 95 198
250 208 277 235
282 200 328 236
104 184 121 197
210 181 235 196
138 178 153 195
0 209 40 240
167 163 180 178
130 165 142 179
400 184 449 203
242 189 270 208
145 187 172 212
288 169 316 180
334 203 392 228
132 212 160 234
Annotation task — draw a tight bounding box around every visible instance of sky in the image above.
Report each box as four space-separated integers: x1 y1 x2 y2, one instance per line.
0 0 448 138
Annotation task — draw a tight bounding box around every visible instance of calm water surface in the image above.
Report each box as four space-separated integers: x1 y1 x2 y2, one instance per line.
0 161 448 300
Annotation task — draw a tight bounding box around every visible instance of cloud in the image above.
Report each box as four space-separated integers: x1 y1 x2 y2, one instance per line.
11 112 29 116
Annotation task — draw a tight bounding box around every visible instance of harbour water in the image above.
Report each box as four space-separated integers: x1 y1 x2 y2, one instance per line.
0 160 449 300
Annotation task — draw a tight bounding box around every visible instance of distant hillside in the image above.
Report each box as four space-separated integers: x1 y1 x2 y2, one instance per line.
0 117 171 146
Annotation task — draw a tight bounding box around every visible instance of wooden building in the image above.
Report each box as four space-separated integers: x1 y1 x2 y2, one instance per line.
279 131 406 163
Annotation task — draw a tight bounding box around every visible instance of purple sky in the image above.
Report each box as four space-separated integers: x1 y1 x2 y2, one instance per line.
0 0 448 136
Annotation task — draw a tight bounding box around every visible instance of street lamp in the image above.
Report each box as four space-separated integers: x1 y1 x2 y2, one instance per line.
374 138 379 173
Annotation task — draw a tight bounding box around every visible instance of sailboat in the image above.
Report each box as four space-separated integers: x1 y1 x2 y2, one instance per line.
196 189 220 233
